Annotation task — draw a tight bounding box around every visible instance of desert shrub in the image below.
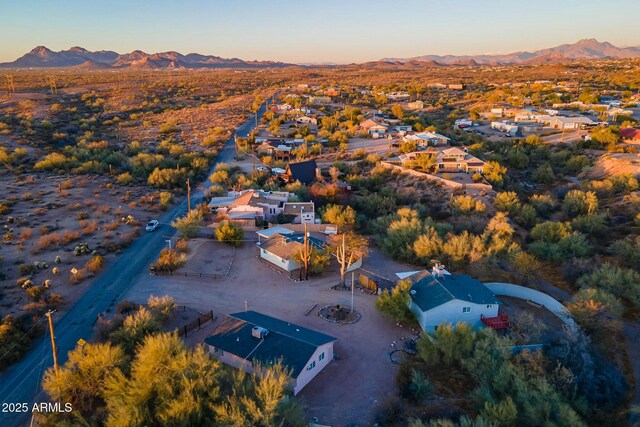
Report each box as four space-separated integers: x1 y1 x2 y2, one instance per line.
174 238 189 253
151 249 186 273
171 210 203 238
0 316 33 370
109 307 160 352
116 299 138 314
74 242 91 256
376 280 415 324
147 295 176 322
215 221 244 247
562 190 598 218
116 172 134 185
19 263 37 275
25 286 45 301
69 268 88 284
86 255 104 273
158 192 173 210
450 195 486 215
577 263 640 309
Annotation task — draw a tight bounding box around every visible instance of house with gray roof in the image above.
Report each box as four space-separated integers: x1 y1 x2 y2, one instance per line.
205 311 336 395
408 265 500 332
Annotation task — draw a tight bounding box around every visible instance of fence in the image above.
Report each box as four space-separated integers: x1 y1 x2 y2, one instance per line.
484 282 576 329
380 161 493 192
177 310 215 337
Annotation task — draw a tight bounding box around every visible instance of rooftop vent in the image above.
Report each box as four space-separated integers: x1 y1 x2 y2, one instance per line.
252 326 269 339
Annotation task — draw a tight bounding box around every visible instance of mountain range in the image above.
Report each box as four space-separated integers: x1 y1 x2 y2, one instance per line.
0 46 292 69
1 39 639 69
382 39 640 65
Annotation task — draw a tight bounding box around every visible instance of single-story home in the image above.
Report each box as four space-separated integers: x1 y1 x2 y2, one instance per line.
408 265 501 332
360 119 389 137
258 232 325 272
548 116 596 130
406 101 424 110
403 132 451 146
205 311 336 395
296 116 318 126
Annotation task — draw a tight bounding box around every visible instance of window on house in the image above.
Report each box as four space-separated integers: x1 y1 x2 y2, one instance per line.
487 304 492 308
319 352 325 361
462 307 471 313
307 361 316 371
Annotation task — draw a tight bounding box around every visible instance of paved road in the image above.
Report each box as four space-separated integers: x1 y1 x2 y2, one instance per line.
0 100 268 427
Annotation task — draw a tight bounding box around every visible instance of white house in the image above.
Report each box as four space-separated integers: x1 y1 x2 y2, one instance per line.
403 132 451 147
282 202 315 224
208 190 307 225
257 232 325 272
548 116 596 130
407 265 501 332
205 311 336 395
296 116 318 126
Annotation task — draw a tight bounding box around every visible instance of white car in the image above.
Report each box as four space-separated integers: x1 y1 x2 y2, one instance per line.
256 166 270 172
271 168 286 175
145 220 159 232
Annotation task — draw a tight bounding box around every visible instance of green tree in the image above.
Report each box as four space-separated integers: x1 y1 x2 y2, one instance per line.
215 220 244 247
392 104 405 119
42 343 127 420
104 333 222 426
321 204 356 231
151 248 186 273
376 280 415 324
172 210 203 238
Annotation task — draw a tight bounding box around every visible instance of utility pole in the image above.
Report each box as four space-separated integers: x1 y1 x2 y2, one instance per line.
351 271 355 313
45 310 60 398
186 178 191 214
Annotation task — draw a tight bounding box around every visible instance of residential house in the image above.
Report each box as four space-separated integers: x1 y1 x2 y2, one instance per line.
427 82 447 89
282 202 315 224
257 232 325 272
308 96 331 105
435 147 485 173
406 100 424 110
283 159 319 185
491 121 520 135
548 116 596 130
399 147 485 174
621 128 640 144
403 132 451 147
448 84 464 90
408 265 501 332
296 116 318 126
360 118 388 137
394 125 413 133
205 311 336 395
208 190 295 226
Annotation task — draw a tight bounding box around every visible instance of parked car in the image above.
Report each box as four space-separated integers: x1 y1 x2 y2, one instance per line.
256 166 270 172
145 220 159 232
271 168 286 175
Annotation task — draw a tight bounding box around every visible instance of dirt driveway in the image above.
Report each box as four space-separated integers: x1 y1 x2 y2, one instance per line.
124 240 409 426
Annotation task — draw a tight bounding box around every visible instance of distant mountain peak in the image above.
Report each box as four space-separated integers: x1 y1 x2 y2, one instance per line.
383 39 640 65
0 46 294 69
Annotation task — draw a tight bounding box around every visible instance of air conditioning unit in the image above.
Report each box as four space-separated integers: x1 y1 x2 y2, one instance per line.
252 326 269 339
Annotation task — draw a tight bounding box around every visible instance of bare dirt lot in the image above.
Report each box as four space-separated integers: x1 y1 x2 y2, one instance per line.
124 237 412 426
0 173 168 318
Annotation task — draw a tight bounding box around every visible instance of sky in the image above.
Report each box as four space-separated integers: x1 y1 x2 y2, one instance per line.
1 0 639 64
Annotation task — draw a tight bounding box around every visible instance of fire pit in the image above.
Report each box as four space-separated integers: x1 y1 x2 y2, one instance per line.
318 304 361 324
